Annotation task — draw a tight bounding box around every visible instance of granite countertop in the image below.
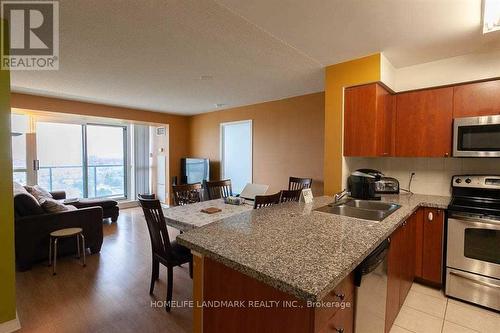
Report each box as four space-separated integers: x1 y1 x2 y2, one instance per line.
163 198 254 231
177 193 450 302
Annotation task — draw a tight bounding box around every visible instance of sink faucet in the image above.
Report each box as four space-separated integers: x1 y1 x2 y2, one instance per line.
334 189 349 203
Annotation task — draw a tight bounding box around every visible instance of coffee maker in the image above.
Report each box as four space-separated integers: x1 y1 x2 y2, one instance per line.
348 169 383 200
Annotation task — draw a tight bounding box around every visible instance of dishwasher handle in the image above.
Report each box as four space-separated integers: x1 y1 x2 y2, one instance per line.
354 239 389 287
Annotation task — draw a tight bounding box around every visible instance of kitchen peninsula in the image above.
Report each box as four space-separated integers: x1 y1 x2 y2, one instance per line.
176 194 450 333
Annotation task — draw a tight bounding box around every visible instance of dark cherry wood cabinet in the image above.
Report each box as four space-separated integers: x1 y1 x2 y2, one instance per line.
343 79 500 158
399 212 416 307
344 83 394 157
385 214 417 333
453 80 500 118
414 207 444 286
319 292 354 333
203 257 354 333
385 224 403 332
414 208 425 277
421 208 445 285
395 87 454 157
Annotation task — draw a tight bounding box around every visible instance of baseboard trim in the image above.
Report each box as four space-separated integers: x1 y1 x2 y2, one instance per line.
0 313 20 333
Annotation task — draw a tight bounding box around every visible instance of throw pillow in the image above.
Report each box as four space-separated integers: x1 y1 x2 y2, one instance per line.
26 185 53 202
40 198 72 213
13 182 28 196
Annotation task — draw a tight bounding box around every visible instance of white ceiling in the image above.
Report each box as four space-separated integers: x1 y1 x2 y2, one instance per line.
10 0 500 115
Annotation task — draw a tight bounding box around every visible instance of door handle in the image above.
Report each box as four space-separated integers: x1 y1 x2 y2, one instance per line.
449 271 500 289
427 212 433 221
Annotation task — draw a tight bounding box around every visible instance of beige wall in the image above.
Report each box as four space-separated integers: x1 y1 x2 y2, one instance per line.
189 92 325 195
10 93 190 203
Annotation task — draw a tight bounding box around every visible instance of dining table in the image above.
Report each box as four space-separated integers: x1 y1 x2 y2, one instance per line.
163 198 254 232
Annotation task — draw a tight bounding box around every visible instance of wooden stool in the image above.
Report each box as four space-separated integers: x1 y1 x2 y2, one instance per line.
49 227 86 275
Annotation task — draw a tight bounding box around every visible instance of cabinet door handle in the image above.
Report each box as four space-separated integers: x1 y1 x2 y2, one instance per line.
328 326 344 333
428 212 434 221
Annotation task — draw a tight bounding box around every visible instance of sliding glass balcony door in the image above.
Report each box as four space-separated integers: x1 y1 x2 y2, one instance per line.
11 114 29 185
86 124 126 198
37 122 84 198
36 121 127 199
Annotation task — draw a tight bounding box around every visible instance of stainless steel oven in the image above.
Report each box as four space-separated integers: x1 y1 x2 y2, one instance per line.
446 175 500 310
453 115 500 157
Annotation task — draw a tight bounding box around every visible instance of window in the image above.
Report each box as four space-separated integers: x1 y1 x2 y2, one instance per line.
86 124 126 198
220 120 252 194
37 122 84 198
36 121 127 199
483 0 500 34
11 114 28 185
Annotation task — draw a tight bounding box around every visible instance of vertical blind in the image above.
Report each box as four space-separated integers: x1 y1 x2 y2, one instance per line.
134 124 150 198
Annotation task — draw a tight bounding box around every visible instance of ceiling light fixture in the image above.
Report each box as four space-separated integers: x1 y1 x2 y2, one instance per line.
483 0 500 33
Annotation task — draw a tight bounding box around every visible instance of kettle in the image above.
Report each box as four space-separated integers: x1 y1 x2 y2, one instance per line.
348 169 383 200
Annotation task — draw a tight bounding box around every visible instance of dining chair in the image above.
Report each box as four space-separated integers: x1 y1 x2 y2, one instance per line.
280 189 302 203
172 183 202 206
138 197 193 312
138 193 156 200
253 192 282 209
288 177 313 191
206 179 233 200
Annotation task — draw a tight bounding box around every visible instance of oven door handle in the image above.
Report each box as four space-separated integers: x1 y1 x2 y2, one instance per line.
451 215 500 226
450 271 500 289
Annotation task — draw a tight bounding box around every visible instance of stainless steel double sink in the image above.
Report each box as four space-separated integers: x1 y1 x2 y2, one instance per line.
315 198 401 222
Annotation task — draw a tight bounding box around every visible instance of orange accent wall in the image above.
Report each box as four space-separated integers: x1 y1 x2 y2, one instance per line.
324 54 381 195
10 93 190 197
188 92 325 195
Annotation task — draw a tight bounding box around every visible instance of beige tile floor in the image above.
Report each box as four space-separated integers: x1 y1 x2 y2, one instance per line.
390 283 500 333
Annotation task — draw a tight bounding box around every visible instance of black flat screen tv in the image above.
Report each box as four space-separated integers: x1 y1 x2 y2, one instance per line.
181 158 209 184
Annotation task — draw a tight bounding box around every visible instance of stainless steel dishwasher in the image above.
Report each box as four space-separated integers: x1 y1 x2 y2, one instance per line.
353 239 389 333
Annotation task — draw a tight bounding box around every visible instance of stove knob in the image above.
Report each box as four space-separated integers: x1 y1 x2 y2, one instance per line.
455 178 462 184
465 178 472 184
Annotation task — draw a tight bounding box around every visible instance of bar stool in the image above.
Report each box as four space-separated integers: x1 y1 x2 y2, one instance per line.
49 227 86 275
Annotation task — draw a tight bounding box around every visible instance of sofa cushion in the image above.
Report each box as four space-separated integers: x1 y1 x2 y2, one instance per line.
13 183 44 217
25 185 53 202
40 198 76 213
70 199 118 209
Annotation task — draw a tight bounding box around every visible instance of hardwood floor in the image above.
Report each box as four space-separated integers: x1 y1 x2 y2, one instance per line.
15 207 193 333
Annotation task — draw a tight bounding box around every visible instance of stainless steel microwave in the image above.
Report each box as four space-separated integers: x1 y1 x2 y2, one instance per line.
453 115 500 157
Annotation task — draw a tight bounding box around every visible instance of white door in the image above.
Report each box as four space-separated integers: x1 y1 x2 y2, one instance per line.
220 120 252 195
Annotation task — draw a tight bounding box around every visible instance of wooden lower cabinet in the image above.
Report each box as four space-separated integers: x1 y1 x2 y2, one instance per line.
319 292 354 333
386 224 403 332
414 207 445 286
385 213 417 333
420 208 445 285
400 211 416 306
202 257 354 333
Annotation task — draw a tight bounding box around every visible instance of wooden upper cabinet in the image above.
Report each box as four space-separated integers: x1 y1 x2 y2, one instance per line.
454 80 500 118
344 83 394 157
395 87 453 157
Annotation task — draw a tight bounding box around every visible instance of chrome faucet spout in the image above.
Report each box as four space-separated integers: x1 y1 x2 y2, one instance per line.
334 189 349 203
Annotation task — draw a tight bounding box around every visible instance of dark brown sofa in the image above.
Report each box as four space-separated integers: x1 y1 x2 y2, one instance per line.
14 186 104 271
